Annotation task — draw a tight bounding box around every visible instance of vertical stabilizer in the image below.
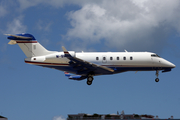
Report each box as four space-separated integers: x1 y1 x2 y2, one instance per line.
6 33 55 57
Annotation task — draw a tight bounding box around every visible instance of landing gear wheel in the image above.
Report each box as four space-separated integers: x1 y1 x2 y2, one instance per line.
87 76 93 82
87 81 92 85
87 76 94 85
155 78 159 82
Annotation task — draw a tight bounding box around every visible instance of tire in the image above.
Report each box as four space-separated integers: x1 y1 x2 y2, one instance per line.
87 76 93 82
155 78 159 82
87 76 94 85
87 81 92 85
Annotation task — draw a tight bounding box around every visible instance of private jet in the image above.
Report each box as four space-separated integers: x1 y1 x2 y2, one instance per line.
6 33 176 85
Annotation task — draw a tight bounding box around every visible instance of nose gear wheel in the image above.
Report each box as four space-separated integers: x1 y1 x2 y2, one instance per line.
155 70 159 82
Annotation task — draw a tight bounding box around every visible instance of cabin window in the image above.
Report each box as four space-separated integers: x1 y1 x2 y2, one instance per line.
103 57 106 60
130 56 133 60
96 57 99 60
110 57 113 60
117 57 119 60
123 57 126 60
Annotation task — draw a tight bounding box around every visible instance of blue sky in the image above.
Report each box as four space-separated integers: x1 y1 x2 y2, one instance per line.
0 0 180 120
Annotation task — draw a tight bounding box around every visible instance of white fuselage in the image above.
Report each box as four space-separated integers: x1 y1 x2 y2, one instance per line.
25 51 175 75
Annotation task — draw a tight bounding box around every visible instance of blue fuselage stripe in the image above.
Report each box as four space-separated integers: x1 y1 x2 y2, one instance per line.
36 64 170 75
25 61 172 75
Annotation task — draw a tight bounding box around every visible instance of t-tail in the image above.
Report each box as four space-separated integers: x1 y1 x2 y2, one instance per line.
6 33 54 57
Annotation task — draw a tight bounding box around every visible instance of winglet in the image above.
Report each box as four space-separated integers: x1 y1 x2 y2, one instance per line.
64 71 71 77
124 50 128 52
62 46 68 52
62 46 71 57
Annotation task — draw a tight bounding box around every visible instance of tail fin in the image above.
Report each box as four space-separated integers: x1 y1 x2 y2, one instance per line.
6 33 54 57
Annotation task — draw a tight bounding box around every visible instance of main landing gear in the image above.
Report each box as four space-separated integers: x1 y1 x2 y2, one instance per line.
87 75 94 85
155 70 159 82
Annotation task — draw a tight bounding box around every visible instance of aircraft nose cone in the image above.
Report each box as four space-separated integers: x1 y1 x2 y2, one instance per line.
166 61 176 68
170 63 176 68
161 59 176 68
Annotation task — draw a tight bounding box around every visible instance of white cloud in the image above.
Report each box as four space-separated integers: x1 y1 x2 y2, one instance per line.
131 0 148 10
17 0 44 10
66 4 107 43
53 116 66 120
12 0 180 52
0 3 7 17
37 20 53 32
17 0 102 10
64 0 180 52
6 16 27 34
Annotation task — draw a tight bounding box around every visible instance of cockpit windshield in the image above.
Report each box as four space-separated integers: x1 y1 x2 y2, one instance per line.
151 54 160 58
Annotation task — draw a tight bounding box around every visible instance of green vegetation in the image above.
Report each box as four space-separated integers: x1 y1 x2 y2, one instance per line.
83 114 88 117
0 116 6 118
92 113 100 117
134 114 140 119
105 114 111 119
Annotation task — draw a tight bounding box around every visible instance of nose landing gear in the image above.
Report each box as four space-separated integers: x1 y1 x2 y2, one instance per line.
155 70 159 82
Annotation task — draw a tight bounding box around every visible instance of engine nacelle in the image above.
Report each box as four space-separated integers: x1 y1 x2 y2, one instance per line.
25 56 45 62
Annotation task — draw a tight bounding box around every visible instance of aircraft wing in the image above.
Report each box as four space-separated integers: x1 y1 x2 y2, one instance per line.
62 46 114 76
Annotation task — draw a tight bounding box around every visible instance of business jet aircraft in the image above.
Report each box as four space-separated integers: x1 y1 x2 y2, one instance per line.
6 33 175 85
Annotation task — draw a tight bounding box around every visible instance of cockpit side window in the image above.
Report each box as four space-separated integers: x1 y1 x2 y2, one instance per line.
151 54 160 57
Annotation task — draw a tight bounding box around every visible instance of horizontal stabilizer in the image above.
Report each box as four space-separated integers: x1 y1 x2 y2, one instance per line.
5 33 36 40
8 40 17 45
